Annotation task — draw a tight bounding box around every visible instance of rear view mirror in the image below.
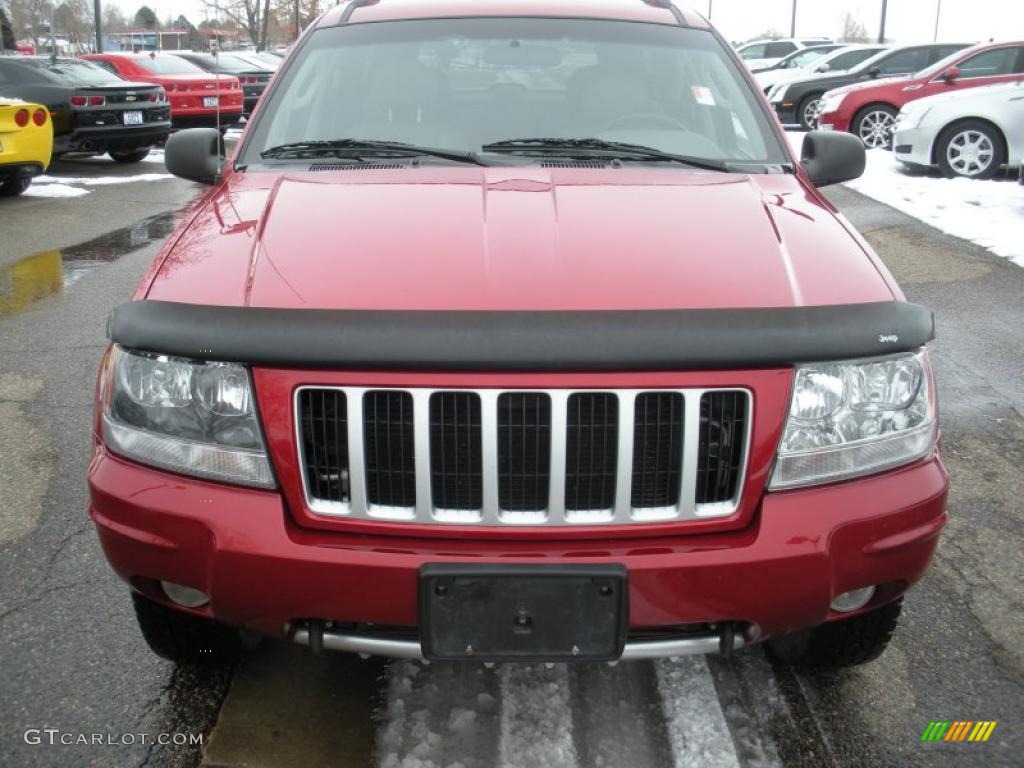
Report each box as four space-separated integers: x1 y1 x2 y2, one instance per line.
868 65 882 78
800 130 866 187
941 66 961 82
164 128 224 185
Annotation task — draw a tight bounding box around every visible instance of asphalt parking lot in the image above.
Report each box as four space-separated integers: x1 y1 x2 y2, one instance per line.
0 152 1021 768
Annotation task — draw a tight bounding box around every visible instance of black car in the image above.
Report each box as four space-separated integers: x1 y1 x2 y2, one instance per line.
169 52 273 115
769 43 970 129
0 57 171 162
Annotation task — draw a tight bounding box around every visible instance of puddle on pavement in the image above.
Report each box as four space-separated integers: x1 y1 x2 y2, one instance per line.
0 212 179 317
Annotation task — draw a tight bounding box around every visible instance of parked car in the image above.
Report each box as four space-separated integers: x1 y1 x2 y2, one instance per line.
233 51 281 70
756 44 888 95
169 51 273 115
737 37 832 71
769 43 970 130
749 43 843 76
891 80 1024 178
0 57 170 162
0 97 52 196
818 41 1024 148
82 53 245 130
93 1 946 672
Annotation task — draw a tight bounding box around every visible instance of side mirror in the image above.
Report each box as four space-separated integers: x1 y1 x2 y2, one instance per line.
164 128 224 185
800 130 866 187
815 63 831 73
868 65 882 78
941 66 960 82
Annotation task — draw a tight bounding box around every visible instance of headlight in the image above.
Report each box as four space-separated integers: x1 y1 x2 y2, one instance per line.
102 346 275 488
768 83 789 102
769 351 937 490
818 92 845 115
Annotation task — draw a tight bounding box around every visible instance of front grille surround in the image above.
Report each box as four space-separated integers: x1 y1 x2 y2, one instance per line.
295 387 751 526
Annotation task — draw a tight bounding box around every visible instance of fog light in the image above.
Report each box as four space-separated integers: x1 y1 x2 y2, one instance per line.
831 586 875 613
161 580 210 608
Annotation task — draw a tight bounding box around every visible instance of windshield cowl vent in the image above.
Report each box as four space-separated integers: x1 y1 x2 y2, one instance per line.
539 160 611 169
307 162 408 172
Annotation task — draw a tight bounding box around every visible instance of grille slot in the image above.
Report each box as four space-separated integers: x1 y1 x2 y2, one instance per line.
363 391 416 508
631 393 684 508
539 160 610 168
429 392 482 511
308 162 408 171
497 393 551 512
696 392 748 504
565 393 618 511
299 389 349 503
297 387 749 525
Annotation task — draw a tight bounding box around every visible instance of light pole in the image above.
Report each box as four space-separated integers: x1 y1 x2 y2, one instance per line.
933 0 942 41
707 0 712 21
93 0 102 52
790 0 797 37
878 0 888 43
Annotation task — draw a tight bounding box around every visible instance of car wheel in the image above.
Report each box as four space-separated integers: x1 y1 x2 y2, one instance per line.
0 175 32 197
936 120 1004 180
109 148 151 164
767 598 902 669
131 590 245 667
853 105 898 149
798 94 824 130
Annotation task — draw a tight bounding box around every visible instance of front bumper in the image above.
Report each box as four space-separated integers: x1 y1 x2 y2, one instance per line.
89 444 949 656
772 102 799 127
817 111 852 133
891 126 934 167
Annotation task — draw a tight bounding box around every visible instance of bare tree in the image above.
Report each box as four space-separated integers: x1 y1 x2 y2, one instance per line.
8 0 54 45
838 12 869 43
203 0 272 48
102 4 128 32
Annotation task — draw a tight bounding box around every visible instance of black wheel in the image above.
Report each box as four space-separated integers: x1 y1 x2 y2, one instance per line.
936 120 1005 180
767 598 902 669
109 148 151 163
131 590 244 666
0 175 32 197
797 93 824 130
852 104 898 149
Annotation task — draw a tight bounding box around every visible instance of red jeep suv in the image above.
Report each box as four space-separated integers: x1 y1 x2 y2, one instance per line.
90 0 948 668
818 40 1024 148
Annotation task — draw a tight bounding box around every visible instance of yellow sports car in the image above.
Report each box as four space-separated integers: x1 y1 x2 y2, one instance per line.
0 98 52 197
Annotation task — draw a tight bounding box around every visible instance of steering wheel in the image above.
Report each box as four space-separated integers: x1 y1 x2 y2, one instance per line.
601 113 689 132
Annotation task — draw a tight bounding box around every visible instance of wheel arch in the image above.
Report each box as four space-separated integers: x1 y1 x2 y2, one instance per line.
931 116 1008 167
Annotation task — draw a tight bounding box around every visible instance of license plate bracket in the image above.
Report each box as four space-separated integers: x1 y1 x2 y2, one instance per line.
419 564 628 662
123 110 143 125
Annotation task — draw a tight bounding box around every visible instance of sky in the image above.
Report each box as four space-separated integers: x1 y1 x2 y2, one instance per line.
104 0 1024 44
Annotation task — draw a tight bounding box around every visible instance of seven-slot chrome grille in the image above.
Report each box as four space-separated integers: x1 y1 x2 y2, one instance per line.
296 387 751 526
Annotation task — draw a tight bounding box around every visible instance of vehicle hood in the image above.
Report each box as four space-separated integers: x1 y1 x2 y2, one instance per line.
825 75 913 98
144 168 897 311
904 79 1024 112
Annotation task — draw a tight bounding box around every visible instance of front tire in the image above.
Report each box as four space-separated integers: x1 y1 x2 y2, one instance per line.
0 175 32 197
798 93 824 130
852 104 898 149
109 148 151 164
767 598 902 669
131 590 244 666
936 120 1004 180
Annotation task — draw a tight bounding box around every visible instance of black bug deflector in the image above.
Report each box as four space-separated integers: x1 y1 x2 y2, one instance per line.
107 300 935 370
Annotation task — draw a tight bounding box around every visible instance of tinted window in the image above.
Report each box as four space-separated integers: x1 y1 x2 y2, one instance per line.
827 48 882 71
958 47 1021 77
782 48 831 69
765 42 797 58
19 59 125 85
739 44 767 60
138 56 205 75
91 60 120 75
0 61 43 84
245 18 788 167
876 48 929 75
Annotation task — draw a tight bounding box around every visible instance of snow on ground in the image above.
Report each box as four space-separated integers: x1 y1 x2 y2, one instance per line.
655 657 741 768
786 131 1024 268
22 183 90 199
25 170 173 199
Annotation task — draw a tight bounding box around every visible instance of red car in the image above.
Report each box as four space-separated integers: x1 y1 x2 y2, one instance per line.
82 53 244 130
818 40 1024 148
91 0 947 669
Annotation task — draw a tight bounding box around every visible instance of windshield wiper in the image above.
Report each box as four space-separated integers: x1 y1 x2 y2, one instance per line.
482 138 729 172
260 139 489 166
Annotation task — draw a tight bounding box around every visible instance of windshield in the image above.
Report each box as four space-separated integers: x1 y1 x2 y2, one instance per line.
915 47 971 79
781 47 833 69
243 18 787 168
23 59 126 86
137 56 205 75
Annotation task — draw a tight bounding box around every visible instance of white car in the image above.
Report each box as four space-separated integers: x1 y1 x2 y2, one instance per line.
892 80 1024 179
755 45 888 95
736 38 831 72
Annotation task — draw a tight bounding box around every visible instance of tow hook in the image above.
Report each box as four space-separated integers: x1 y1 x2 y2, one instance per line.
308 620 324 655
719 622 736 659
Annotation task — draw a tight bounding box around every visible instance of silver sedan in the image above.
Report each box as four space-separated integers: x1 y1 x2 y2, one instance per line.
891 80 1024 179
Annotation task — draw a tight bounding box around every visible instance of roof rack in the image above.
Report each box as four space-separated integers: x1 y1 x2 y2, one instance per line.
642 0 687 26
339 0 380 24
